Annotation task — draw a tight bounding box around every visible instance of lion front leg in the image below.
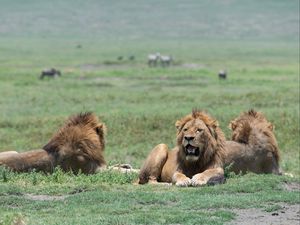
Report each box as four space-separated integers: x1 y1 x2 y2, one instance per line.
172 171 192 187
138 144 169 184
191 167 224 186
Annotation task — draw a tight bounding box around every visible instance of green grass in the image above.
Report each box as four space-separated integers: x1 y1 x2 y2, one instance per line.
0 0 299 224
0 168 299 225
0 64 298 171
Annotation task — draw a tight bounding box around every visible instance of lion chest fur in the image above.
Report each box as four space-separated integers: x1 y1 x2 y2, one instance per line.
160 147 212 182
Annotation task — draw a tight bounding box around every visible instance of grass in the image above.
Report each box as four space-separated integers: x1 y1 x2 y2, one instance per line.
0 0 299 224
0 64 298 171
0 168 299 225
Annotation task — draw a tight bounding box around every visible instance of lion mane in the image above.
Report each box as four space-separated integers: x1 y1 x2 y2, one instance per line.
0 112 107 174
139 110 226 186
175 110 226 169
225 109 281 174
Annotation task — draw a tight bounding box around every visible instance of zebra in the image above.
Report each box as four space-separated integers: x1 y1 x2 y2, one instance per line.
160 55 173 67
148 52 161 67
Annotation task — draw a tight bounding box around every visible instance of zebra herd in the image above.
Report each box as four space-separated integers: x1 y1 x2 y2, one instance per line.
148 53 173 67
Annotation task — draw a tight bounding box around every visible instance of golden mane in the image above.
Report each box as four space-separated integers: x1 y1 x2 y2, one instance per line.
176 109 219 134
176 110 226 168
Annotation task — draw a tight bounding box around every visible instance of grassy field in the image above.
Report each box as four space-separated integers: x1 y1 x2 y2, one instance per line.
0 0 299 224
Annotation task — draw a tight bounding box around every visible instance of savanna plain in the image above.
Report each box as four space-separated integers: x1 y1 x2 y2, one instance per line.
0 0 299 224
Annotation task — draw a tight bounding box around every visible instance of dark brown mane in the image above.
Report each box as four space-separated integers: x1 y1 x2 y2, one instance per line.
43 112 106 166
65 112 99 129
247 109 258 117
243 109 268 123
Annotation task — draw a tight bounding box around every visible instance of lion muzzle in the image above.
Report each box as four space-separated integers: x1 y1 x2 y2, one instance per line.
185 145 199 156
184 144 201 162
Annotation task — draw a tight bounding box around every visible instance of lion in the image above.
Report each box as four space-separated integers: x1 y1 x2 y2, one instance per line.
138 110 226 187
225 109 281 175
0 112 107 174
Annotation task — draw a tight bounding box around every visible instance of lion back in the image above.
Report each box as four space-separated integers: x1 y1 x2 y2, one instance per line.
229 109 280 163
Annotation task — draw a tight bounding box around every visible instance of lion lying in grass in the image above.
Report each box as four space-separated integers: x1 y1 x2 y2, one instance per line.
139 110 226 186
225 109 281 175
0 112 107 174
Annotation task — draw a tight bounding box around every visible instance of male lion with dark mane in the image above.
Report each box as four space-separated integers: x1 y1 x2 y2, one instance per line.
139 110 226 186
0 112 107 174
225 109 281 175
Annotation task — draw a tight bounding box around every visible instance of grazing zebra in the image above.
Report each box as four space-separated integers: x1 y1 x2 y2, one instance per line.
160 55 173 67
148 52 161 67
40 68 61 79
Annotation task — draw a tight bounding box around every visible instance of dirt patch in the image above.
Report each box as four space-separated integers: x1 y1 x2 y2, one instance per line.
282 182 300 192
179 63 206 69
24 194 68 201
228 204 300 225
79 64 106 71
79 63 131 71
79 62 207 72
22 187 90 201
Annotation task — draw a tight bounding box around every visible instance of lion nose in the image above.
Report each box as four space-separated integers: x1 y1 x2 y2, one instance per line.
184 136 194 141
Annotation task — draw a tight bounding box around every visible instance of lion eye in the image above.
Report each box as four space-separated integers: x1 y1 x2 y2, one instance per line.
197 128 203 133
183 128 188 132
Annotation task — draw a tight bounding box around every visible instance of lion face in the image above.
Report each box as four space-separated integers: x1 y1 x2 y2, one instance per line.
43 112 107 174
176 115 218 162
56 125 105 173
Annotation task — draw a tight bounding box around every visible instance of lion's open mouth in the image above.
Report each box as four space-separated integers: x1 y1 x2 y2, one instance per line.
184 144 200 157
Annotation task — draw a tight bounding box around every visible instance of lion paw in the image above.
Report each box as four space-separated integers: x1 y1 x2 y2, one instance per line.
191 174 207 187
175 178 192 187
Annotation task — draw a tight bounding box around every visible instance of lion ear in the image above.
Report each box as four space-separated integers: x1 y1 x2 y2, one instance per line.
208 125 218 140
268 123 274 131
229 121 237 130
96 123 107 136
175 120 183 132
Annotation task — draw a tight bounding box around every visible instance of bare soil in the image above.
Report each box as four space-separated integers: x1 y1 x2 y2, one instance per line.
24 194 68 201
228 204 300 225
282 181 300 192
